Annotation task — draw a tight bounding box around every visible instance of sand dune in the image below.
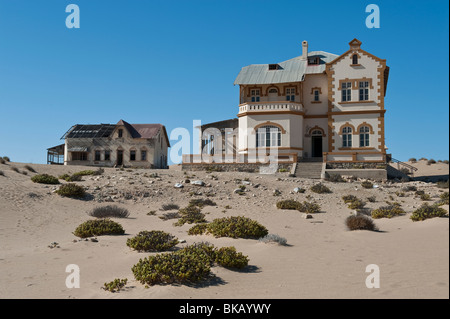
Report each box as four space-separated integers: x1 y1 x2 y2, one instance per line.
0 161 448 298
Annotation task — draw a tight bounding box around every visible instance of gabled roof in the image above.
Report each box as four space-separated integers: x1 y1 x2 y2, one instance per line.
63 124 116 139
116 120 170 147
234 51 338 85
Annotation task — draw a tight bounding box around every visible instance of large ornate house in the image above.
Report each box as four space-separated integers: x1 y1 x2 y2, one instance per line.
192 38 389 168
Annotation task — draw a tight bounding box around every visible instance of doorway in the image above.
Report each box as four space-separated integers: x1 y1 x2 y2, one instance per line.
117 150 123 166
311 136 323 158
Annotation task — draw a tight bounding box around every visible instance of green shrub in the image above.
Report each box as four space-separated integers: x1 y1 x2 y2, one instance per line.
175 206 207 226
310 183 332 194
56 183 86 198
420 193 431 201
409 158 417 163
58 174 71 181
132 251 211 286
367 196 376 203
278 168 288 172
427 159 436 165
326 174 346 183
73 219 125 238
298 201 321 214
410 203 448 221
2 156 10 162
88 205 129 218
438 192 449 205
103 278 127 293
346 215 378 231
188 223 208 235
161 203 180 211
361 181 374 189
347 199 366 210
214 246 248 269
188 198 217 208
342 195 358 203
371 204 406 219
126 230 178 252
72 168 103 177
207 216 268 239
31 174 60 185
276 199 301 210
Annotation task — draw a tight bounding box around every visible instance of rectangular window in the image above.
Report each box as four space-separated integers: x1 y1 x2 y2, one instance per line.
72 152 87 161
95 150 101 161
359 81 369 101
341 82 352 102
118 129 123 138
141 150 147 161
343 134 352 148
286 88 295 101
104 150 110 161
314 90 320 101
130 150 136 161
360 133 370 147
251 89 260 102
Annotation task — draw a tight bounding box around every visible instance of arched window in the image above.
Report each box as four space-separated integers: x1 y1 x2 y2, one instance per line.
359 126 370 147
342 126 353 147
311 129 323 136
256 126 281 147
352 54 358 65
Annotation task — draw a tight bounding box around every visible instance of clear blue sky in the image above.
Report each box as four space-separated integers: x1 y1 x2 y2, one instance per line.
0 0 448 164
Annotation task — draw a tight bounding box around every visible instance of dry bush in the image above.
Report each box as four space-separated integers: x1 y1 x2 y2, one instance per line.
346 215 378 231
88 205 130 218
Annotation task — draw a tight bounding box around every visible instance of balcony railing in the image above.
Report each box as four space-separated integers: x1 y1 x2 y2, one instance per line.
238 101 304 115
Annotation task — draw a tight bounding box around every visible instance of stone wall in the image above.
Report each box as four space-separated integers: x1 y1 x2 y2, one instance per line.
181 162 292 173
326 162 386 169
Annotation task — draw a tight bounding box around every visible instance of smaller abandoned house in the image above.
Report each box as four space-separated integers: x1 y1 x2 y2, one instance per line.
48 119 170 168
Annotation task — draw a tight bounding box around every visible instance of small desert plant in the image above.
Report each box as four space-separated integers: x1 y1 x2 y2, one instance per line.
342 195 358 204
409 158 417 163
276 199 301 210
31 174 60 185
56 183 86 198
214 246 248 269
436 180 449 189
159 212 181 220
2 156 10 162
103 278 127 293
438 192 449 205
347 198 366 210
402 185 417 192
161 203 180 211
58 174 70 180
419 157 428 161
410 203 448 221
188 223 208 235
427 159 436 165
24 165 36 173
207 216 268 239
420 193 431 201
310 183 332 194
371 204 406 219
326 174 346 183
175 206 207 226
188 198 217 208
0 170 4 176
147 210 156 216
72 169 103 177
66 174 83 182
10 166 19 173
259 234 288 246
224 205 232 209
367 195 377 203
346 215 378 231
88 205 130 218
73 219 125 238
278 168 288 172
126 230 179 252
298 201 321 214
0 158 5 164
361 180 374 189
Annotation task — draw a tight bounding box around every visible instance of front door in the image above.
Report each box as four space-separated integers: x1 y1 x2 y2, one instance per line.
117 150 123 166
311 136 323 158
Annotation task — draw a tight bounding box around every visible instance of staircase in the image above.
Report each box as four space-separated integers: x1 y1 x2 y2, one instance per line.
294 161 323 179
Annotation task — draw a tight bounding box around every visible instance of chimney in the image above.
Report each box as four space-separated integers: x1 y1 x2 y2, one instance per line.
301 40 308 60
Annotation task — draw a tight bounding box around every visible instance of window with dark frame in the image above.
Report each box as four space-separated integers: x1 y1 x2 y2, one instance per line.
72 152 87 161
352 54 358 65
95 150 101 161
104 150 110 161
342 127 353 147
313 89 320 102
251 89 260 102
359 126 370 147
286 88 295 101
341 82 352 102
359 81 369 101
268 64 279 70
130 150 136 161
118 129 123 138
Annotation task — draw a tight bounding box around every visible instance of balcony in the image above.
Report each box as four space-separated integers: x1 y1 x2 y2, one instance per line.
238 101 304 116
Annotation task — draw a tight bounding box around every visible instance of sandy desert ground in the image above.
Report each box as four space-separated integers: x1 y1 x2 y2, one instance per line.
0 160 448 299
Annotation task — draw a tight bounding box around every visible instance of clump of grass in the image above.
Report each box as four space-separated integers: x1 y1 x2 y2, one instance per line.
159 212 181 220
72 168 103 177
161 203 180 211
56 183 86 198
410 203 448 221
361 180 374 189
88 205 130 218
438 192 449 205
11 166 19 173
258 234 288 246
175 206 207 226
276 199 301 210
326 174 346 183
436 180 449 189
206 216 268 239
126 230 179 252
2 156 10 162
188 198 217 208
367 196 376 203
73 219 125 238
342 195 358 204
24 165 36 173
371 204 405 219
31 174 60 185
402 185 417 192
298 201 321 214
427 159 436 165
310 183 332 194
409 158 417 163
103 278 127 293
346 215 378 231
147 210 156 216
420 193 431 201
347 198 366 210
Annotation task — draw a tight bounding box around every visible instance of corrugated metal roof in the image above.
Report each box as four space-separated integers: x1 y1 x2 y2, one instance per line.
234 51 338 85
